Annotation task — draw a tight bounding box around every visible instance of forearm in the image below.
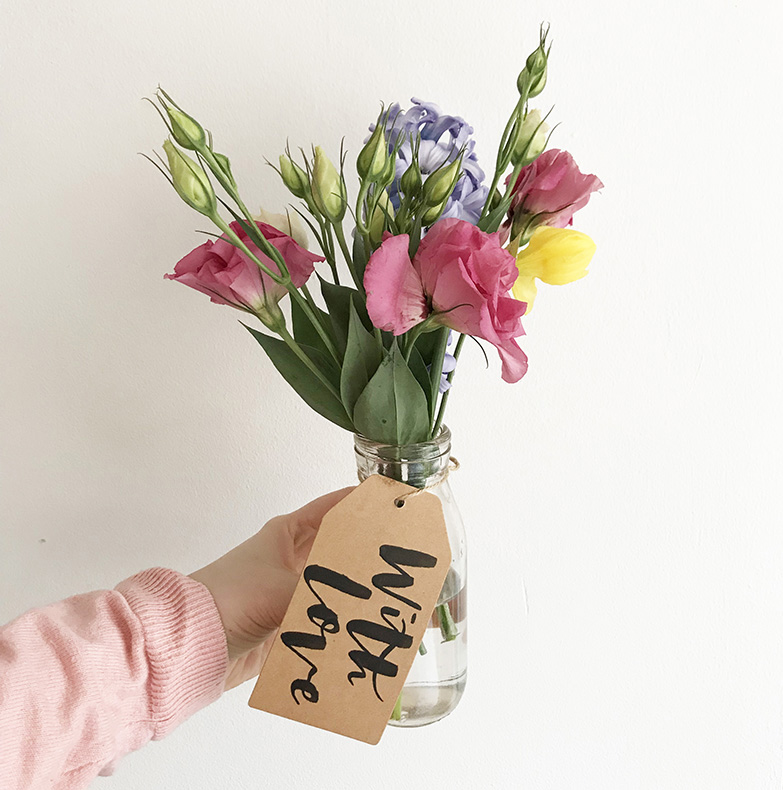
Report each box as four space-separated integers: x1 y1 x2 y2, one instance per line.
0 568 228 789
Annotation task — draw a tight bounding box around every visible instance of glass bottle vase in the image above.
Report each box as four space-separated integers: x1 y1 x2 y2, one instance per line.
353 425 467 727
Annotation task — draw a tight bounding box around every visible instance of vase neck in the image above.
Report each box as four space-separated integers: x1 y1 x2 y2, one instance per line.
353 427 452 490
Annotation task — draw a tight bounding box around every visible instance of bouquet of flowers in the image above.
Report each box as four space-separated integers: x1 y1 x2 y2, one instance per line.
146 24 602 727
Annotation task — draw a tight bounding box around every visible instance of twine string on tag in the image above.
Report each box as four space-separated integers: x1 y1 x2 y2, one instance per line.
393 456 460 508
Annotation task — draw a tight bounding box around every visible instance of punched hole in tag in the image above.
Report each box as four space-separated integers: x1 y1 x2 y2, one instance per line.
391 457 459 510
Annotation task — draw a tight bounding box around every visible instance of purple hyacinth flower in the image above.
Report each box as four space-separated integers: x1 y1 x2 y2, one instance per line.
439 351 457 393
368 98 489 225
422 331 458 393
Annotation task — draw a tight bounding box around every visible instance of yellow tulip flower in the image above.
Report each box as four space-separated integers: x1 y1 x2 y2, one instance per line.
512 226 596 313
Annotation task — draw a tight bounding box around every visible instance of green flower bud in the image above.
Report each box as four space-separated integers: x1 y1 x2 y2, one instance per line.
278 155 310 199
422 200 447 226
510 108 549 167
163 140 216 216
165 106 208 151
421 157 461 208
311 146 347 222
212 151 236 190
369 190 394 246
518 28 549 98
400 160 422 198
377 148 397 189
357 123 389 182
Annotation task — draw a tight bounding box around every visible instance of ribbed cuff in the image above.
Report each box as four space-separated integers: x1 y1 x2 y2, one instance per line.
115 568 228 739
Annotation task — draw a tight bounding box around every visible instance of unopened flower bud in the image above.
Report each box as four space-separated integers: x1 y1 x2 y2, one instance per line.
400 160 422 198
357 123 389 182
212 151 236 190
311 146 347 222
422 200 447 226
510 109 549 168
369 191 394 246
377 148 397 188
163 140 216 216
165 105 208 151
278 155 310 199
421 157 461 208
518 29 549 98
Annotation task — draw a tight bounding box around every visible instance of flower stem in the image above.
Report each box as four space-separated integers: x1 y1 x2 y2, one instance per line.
478 83 530 230
390 693 403 721
427 327 450 425
402 321 427 363
437 603 458 642
333 222 363 292
320 221 341 284
430 333 465 439
277 324 341 399
479 97 523 226
300 283 331 331
288 289 341 364
480 171 503 226
299 282 341 360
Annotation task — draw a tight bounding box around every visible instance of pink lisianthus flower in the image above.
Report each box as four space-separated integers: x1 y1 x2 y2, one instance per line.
506 149 603 237
165 221 322 323
364 218 529 383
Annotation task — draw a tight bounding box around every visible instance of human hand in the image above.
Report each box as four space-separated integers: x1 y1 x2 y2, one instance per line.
190 487 353 691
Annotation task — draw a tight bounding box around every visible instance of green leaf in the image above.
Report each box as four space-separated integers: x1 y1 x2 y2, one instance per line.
304 344 342 391
290 295 332 358
352 339 430 444
340 301 384 419
407 346 434 416
320 280 372 358
244 324 353 432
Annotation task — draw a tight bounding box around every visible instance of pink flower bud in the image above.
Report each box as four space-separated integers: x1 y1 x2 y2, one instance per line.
165 221 323 327
508 149 603 232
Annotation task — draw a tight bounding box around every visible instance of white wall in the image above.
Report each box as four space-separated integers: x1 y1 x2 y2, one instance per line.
2 0 782 787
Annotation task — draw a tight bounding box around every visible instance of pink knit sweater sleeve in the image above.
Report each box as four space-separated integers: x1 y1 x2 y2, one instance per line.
0 568 228 790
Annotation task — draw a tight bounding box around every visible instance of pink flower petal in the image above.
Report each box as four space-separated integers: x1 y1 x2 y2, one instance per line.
405 217 530 383
496 337 529 383
364 234 428 335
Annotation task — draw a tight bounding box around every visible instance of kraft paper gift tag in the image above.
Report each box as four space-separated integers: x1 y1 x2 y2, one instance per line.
248 474 452 745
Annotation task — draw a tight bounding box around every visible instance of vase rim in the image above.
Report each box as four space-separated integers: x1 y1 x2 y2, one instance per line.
352 424 452 454
353 425 452 486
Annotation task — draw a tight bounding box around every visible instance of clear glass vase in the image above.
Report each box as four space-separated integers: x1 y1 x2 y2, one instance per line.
353 425 467 727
